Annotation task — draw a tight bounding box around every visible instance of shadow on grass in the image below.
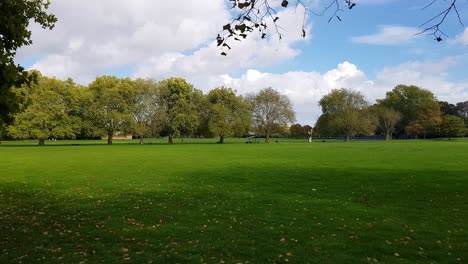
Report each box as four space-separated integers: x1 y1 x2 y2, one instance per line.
1 164 467 263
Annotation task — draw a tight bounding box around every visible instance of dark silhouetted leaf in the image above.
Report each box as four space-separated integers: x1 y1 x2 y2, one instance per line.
235 24 247 33
223 24 231 31
238 2 250 9
281 0 289 8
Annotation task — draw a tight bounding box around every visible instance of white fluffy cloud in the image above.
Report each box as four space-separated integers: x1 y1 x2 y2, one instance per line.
18 0 231 82
351 25 422 45
132 6 313 82
216 62 370 125
205 60 468 125
19 0 311 84
450 27 468 46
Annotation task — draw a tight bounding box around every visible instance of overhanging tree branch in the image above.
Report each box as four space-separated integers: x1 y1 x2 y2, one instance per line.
219 0 466 55
416 0 465 41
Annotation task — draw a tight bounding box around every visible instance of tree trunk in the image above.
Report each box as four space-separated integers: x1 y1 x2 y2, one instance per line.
140 135 144 144
265 134 270 143
345 135 350 142
168 135 173 144
38 138 45 146
219 135 225 144
107 132 113 145
385 130 391 141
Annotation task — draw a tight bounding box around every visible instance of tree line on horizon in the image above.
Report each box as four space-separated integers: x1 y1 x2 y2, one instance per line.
2 72 296 145
1 72 467 145
313 86 468 141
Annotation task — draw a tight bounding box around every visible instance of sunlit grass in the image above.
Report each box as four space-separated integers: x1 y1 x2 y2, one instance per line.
1 139 467 263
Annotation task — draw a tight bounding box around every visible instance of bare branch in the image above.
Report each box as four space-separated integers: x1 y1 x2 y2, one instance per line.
417 0 465 41
218 0 355 55
218 0 466 55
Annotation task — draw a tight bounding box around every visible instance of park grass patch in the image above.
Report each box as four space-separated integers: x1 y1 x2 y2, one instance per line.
1 139 467 263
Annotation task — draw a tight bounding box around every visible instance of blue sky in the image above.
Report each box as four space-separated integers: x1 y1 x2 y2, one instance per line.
16 0 468 125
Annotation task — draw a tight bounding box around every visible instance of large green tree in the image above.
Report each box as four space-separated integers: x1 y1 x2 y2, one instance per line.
289 123 304 137
405 107 442 138
207 87 251 144
316 88 374 141
440 115 466 140
130 78 160 144
248 87 295 143
88 76 135 145
378 85 441 135
0 0 57 137
456 101 468 127
8 76 76 145
370 105 401 140
157 78 201 144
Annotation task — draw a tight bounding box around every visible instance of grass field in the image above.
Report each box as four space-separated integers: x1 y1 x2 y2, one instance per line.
1 139 467 263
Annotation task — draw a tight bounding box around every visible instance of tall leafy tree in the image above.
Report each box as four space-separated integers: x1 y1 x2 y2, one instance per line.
207 87 251 144
371 105 401 140
130 79 160 144
456 101 468 117
440 115 466 140
289 123 304 137
8 76 76 145
316 88 374 141
378 85 441 134
88 76 135 145
1 0 57 136
439 101 458 116
456 101 468 126
67 83 98 139
248 87 295 143
157 78 201 144
405 107 442 138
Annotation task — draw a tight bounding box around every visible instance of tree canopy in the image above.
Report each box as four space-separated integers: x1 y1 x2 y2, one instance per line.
207 87 251 144
87 76 135 145
316 88 374 141
440 115 466 140
157 78 202 144
248 87 296 143
0 0 57 135
8 75 77 145
370 105 401 141
378 85 441 135
3 72 467 143
129 79 160 144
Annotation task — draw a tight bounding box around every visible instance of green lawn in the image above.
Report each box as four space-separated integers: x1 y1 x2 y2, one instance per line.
1 139 467 263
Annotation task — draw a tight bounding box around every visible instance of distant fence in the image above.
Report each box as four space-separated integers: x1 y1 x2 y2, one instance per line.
312 135 386 141
310 135 422 140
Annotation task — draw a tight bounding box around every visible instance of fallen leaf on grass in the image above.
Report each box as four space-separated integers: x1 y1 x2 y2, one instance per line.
120 247 129 253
